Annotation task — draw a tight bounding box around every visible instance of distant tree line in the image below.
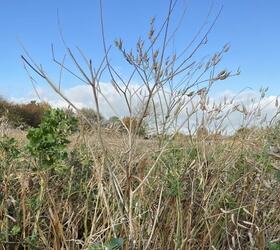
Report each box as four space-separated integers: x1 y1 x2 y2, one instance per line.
0 97 147 136
0 97 50 128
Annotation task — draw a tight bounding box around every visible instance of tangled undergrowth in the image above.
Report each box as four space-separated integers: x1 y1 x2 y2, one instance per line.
0 109 280 250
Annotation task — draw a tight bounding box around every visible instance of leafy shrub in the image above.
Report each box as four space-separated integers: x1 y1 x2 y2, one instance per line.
26 108 78 172
0 136 20 160
90 237 124 250
160 147 187 197
269 242 280 250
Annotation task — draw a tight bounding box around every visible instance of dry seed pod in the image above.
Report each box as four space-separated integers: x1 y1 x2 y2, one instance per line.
215 70 229 80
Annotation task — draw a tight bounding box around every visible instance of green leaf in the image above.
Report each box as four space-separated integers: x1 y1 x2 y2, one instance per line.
26 108 78 173
11 225 21 236
269 242 280 250
275 170 280 183
90 238 124 250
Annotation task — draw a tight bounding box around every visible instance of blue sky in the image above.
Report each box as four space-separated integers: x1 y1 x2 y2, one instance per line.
0 0 279 100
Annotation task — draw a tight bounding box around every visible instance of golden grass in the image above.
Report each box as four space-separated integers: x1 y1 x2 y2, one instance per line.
1 125 280 249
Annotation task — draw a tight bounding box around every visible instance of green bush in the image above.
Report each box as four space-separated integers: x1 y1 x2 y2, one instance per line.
26 108 78 172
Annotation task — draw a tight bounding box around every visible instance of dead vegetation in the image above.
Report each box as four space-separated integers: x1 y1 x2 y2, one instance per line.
1 0 280 249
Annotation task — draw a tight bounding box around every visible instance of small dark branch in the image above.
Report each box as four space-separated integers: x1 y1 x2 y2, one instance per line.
21 55 46 79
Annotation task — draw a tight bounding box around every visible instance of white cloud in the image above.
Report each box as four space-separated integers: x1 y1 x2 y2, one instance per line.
10 83 140 118
9 83 280 134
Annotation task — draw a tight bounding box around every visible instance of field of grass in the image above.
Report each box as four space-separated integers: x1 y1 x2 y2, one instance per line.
1 109 280 250
1 1 280 249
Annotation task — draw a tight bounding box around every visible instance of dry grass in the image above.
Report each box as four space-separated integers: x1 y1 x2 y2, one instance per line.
2 1 280 249
1 124 280 249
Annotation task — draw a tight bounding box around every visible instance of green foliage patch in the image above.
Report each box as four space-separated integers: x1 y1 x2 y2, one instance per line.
26 108 78 172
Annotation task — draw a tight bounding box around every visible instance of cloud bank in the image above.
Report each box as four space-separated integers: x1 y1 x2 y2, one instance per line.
9 83 279 134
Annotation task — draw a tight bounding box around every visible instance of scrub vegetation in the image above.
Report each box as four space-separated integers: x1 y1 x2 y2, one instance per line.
1 0 280 249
